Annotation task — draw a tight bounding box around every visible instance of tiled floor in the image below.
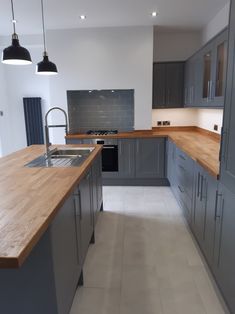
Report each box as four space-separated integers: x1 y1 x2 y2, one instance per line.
70 186 229 314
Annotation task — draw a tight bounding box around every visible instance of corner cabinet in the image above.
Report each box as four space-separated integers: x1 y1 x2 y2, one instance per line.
153 62 185 108
135 138 165 178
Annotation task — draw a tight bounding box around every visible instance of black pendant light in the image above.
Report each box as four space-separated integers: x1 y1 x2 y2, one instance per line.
2 0 32 65
36 0 58 75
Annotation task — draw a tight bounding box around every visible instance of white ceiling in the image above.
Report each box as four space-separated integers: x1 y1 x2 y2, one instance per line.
0 0 229 36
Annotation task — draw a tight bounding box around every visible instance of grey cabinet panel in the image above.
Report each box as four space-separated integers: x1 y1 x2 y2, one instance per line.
66 138 83 144
192 164 218 267
166 62 184 108
91 153 103 224
167 140 176 185
185 29 228 108
153 63 166 108
213 183 235 314
118 139 135 178
153 62 185 108
79 170 94 263
50 195 80 314
220 1 235 194
135 138 165 178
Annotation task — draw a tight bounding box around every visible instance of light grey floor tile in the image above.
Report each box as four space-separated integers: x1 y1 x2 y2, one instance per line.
70 287 120 314
70 186 228 314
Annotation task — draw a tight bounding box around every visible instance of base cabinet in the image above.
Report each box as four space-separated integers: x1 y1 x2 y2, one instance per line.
213 183 235 314
135 138 165 178
192 164 218 267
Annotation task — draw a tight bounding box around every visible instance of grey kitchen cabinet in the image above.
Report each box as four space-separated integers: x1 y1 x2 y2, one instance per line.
78 170 94 263
184 55 200 107
91 153 103 224
153 62 185 108
135 138 165 178
220 0 235 195
213 183 235 314
118 139 135 178
193 29 228 108
50 194 80 314
174 147 194 224
192 164 218 267
167 139 176 186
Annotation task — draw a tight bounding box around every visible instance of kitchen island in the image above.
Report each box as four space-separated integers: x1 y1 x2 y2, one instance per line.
0 144 103 314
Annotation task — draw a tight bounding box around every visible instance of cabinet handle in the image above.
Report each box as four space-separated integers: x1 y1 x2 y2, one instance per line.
215 191 223 220
74 192 82 220
178 185 184 193
220 128 228 163
184 87 187 104
200 175 204 201
207 81 210 102
179 165 186 172
191 86 194 103
179 154 186 161
210 80 213 100
197 172 201 198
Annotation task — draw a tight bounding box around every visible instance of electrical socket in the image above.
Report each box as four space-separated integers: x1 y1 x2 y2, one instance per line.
163 121 170 126
214 124 218 131
157 121 162 126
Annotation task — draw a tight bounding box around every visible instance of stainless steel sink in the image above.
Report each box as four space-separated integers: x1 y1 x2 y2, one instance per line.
25 147 95 168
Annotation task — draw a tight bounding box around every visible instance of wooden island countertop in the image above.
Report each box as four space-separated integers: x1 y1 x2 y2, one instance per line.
66 127 221 178
0 144 102 269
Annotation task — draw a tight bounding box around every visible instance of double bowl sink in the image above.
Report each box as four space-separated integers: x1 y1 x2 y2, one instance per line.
25 147 95 168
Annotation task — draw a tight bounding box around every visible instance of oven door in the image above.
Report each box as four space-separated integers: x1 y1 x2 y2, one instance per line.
97 141 119 172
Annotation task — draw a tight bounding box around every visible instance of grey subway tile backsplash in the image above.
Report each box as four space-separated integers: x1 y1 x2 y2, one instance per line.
67 89 134 134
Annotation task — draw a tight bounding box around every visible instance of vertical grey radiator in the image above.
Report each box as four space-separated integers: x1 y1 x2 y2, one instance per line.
23 97 44 146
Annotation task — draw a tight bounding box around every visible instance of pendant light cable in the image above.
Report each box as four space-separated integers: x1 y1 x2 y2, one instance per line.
10 0 16 34
40 0 47 54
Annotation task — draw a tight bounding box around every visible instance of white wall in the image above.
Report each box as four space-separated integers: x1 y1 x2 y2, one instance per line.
152 108 223 134
153 28 202 62
202 2 230 44
152 108 198 127
0 46 50 156
47 26 154 143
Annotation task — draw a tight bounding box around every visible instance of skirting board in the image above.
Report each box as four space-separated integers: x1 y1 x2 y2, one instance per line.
102 178 170 186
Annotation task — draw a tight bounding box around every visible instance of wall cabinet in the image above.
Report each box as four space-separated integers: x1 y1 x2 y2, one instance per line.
135 138 165 178
153 62 185 108
185 29 228 108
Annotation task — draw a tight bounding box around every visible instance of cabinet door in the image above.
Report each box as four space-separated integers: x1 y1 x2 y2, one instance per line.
213 183 235 313
220 2 235 194
200 42 215 106
212 30 228 107
153 63 166 108
166 62 184 108
50 195 80 314
79 171 93 263
192 165 205 242
135 138 165 178
118 139 135 178
203 172 217 267
167 140 175 185
91 154 103 224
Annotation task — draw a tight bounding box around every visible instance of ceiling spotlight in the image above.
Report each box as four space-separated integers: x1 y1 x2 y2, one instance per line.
80 15 86 20
151 11 158 17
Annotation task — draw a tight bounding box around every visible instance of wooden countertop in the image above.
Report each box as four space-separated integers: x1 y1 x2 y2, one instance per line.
0 144 102 269
66 127 220 178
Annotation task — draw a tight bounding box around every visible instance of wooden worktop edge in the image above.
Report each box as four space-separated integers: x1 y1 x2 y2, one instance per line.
0 145 103 268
